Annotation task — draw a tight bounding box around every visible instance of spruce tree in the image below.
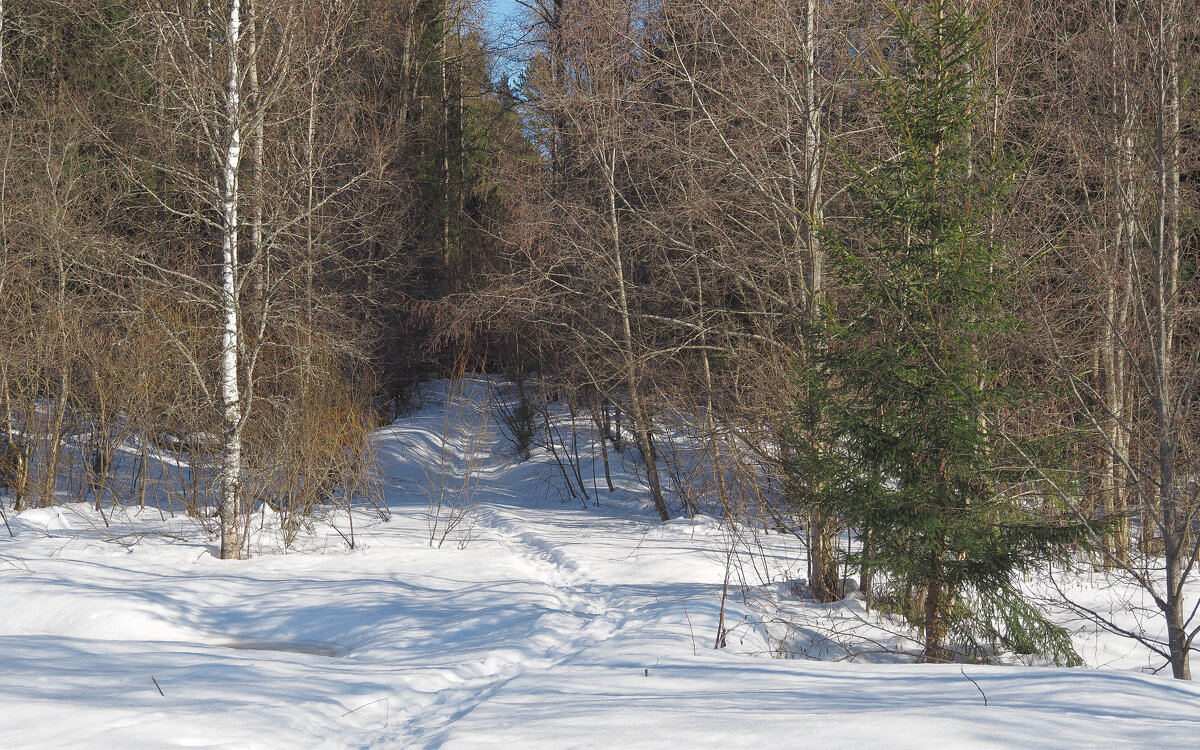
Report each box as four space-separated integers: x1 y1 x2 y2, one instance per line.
792 0 1084 664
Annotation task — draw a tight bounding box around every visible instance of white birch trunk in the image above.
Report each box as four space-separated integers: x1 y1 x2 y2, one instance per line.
304 74 316 382
1100 0 1134 566
219 0 244 560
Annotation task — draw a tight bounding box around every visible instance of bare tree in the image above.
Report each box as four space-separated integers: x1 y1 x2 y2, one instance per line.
73 0 393 557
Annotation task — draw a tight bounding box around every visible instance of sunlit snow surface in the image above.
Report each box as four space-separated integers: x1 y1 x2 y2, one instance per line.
1 379 1198 748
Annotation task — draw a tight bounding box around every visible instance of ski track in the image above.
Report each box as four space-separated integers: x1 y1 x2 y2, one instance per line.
4 379 1200 747
395 504 628 746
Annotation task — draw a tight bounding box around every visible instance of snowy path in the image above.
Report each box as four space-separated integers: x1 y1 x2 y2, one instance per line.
2 383 1200 747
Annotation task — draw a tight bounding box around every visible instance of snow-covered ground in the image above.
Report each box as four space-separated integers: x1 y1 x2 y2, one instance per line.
1 379 1198 748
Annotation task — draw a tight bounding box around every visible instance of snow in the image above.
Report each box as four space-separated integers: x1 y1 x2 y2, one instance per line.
1 378 1198 748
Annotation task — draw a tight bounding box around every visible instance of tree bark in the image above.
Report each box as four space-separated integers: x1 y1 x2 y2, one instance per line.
923 575 946 662
247 2 265 308
219 0 245 560
801 0 838 603
1154 0 1187 680
605 147 668 521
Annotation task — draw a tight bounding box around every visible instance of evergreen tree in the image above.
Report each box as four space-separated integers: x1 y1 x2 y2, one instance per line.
792 0 1085 664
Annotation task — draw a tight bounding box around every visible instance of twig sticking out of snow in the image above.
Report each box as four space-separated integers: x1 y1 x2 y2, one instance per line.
681 598 697 655
341 697 389 728
960 666 987 706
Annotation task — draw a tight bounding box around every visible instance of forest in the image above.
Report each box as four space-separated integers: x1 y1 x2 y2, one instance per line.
1 0 1198 700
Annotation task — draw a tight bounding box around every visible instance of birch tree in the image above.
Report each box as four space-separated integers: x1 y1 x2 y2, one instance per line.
216 0 245 558
81 0 392 557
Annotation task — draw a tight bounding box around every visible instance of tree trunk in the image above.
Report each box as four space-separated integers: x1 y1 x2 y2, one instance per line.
631 397 669 521
218 0 245 560
859 527 873 608
40 240 71 508
441 15 451 267
923 573 949 663
801 0 838 603
1098 0 1136 568
247 3 265 308
808 513 839 601
593 394 615 493
605 147 668 521
1152 0 1187 678
1166 548 1191 679
303 74 317 383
